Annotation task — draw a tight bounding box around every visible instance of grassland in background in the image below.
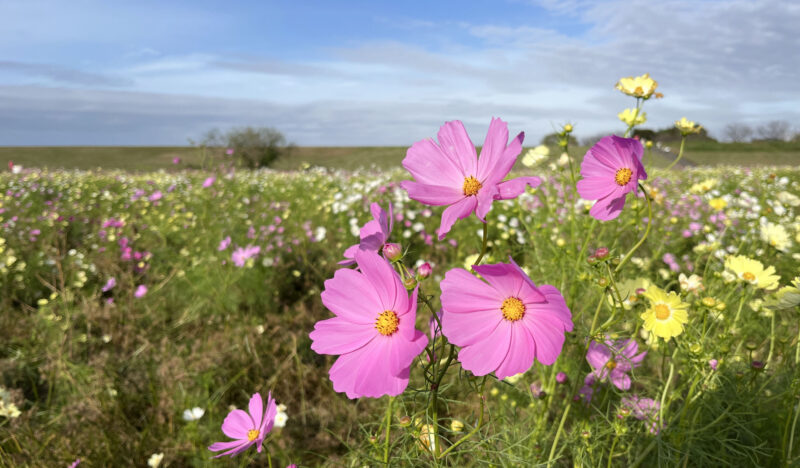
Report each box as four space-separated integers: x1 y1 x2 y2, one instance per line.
0 139 798 172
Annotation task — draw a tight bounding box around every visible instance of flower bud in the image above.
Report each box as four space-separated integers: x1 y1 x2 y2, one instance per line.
417 262 432 279
398 416 412 427
450 419 464 432
383 243 402 262
594 247 609 259
701 297 716 307
597 277 609 288
563 124 573 133
587 255 598 265
403 276 417 290
556 372 568 384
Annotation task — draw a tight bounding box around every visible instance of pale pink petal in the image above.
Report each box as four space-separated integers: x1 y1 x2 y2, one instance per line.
209 440 247 456
401 181 464 206
442 307 503 347
440 268 504 312
524 313 567 365
534 285 574 331
494 324 537 379
310 318 376 355
397 287 418 340
248 393 263 431
402 138 466 186
476 117 511 184
586 341 612 370
321 269 382 324
495 176 541 200
474 184 499 221
456 320 512 376
576 176 615 201
472 263 526 298
505 258 547 303
610 370 631 390
260 392 277 435
213 440 256 458
386 330 428 376
437 120 478 177
339 244 359 265
437 196 477 240
355 249 405 312
589 193 628 221
221 409 254 440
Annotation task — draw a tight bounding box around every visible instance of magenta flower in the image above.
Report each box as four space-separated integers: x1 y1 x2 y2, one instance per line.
202 176 216 188
401 118 541 239
440 257 573 379
208 391 277 458
310 250 428 398
340 202 393 266
101 277 116 292
148 190 163 202
134 285 148 298
586 338 646 391
226 148 235 156
576 135 647 221
232 245 260 267
218 236 232 251
621 395 662 434
172 157 181 164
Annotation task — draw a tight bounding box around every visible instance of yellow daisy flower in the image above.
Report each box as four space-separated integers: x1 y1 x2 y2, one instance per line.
674 117 702 136
708 198 727 211
615 73 659 99
641 286 689 339
724 255 780 290
618 108 647 126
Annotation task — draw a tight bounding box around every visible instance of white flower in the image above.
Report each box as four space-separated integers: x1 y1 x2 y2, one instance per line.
314 226 327 242
147 452 164 468
182 407 205 421
274 410 288 428
777 191 800 207
678 273 704 294
557 152 570 167
760 222 792 252
521 145 550 168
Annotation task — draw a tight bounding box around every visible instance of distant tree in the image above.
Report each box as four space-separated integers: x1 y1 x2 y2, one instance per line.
756 120 790 141
632 128 656 141
723 123 753 142
199 126 294 168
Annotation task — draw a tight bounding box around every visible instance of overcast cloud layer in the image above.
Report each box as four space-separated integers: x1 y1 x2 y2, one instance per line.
0 0 798 146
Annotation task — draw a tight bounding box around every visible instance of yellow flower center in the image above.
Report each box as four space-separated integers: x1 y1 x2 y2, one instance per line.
655 304 671 320
501 297 525 322
375 310 400 336
742 272 755 282
462 176 482 196
605 359 617 370
614 168 633 186
247 429 259 441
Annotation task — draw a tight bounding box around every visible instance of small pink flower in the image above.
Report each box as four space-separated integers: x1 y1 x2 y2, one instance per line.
708 359 718 371
555 372 567 384
101 277 116 292
416 262 432 279
310 250 428 398
232 245 260 267
226 148 235 156
202 176 216 188
621 395 662 434
218 236 232 251
134 285 148 298
586 338 646 391
208 391 277 458
576 135 647 221
401 118 541 239
341 203 393 266
148 191 163 202
440 257 573 379
172 157 181 164
68 459 81 468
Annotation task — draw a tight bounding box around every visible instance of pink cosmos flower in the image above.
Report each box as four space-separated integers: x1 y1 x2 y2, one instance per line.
340 202 393 266
621 395 662 434
226 148 235 156
576 135 647 221
586 337 646 390
134 285 148 298
148 190 163 202
401 118 541 239
440 257 573 379
218 236 232 251
172 157 181 164
208 391 277 458
310 250 428 398
232 245 260 267
202 176 216 188
101 277 116 292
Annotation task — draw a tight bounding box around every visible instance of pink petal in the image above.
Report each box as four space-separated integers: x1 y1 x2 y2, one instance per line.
401 181 464 206
589 194 628 221
209 439 248 457
248 393 263 431
385 330 428 376
310 317 376 355
586 340 612 370
506 257 547 303
472 262 525 297
221 409 254 440
576 176 615 201
355 249 406 313
456 320 512 376
402 137 466 187
610 370 631 390
260 392 277 434
442 306 503 347
476 117 512 184
494 324 537 379
321 269 383 324
437 196 478 240
530 285 573 331
369 202 392 237
436 120 478 177
474 184 499 222
340 244 359 265
523 312 568 365
495 176 541 200
397 287 419 340
214 440 256 458
440 268 504 312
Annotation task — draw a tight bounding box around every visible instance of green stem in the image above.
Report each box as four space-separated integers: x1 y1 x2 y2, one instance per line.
766 311 776 369
659 360 675 433
795 324 800 365
473 220 489 267
665 136 686 171
437 378 486 459
607 434 620 468
623 99 642 138
547 403 571 466
574 218 598 270
383 396 393 465
789 400 800 464
615 183 652 274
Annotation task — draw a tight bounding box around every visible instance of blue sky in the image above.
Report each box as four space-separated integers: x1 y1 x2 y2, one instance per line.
0 0 798 145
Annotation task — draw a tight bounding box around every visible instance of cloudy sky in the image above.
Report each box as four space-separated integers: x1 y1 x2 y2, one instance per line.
1 0 798 146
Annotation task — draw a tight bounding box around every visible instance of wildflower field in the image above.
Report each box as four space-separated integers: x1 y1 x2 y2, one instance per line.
2 77 800 467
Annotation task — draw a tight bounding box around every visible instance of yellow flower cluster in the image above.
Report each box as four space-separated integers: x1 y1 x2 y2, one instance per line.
618 108 647 126
615 73 661 99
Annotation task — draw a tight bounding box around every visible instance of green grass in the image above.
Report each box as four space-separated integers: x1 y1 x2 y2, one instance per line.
0 141 797 173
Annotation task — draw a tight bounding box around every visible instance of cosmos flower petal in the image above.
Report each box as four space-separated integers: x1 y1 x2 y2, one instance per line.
401 181 465 206
588 194 627 221
209 440 248 455
610 371 631 390
355 249 403 312
220 409 254 440
440 268 505 312
310 318 376 355
524 313 567 365
436 120 478 177
402 137 467 187
260 392 277 434
321 269 382 324
472 262 526 297
476 117 516 184
494 325 536 379
248 393 263 431
474 184 499 222
442 307 503 347
457 320 512 376
437 196 478 240
495 176 541 200
586 341 612 370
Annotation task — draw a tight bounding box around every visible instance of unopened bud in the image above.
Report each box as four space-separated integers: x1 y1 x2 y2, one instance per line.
701 297 716 308
587 255 598 265
383 243 402 262
594 247 609 259
597 277 609 287
398 416 412 427
417 262 432 280
404 276 417 290
564 124 573 133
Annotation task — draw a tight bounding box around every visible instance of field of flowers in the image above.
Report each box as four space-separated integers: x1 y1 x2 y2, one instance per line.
2 76 800 467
